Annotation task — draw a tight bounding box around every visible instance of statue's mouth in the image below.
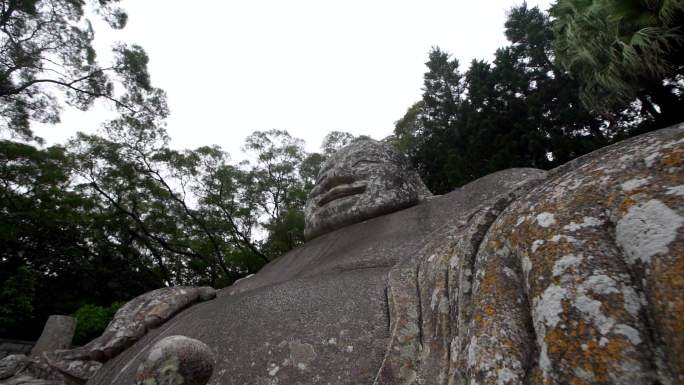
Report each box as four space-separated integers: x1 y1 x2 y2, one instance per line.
317 183 367 206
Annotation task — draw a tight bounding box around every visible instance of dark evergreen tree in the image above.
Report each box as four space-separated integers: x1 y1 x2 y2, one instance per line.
394 5 648 194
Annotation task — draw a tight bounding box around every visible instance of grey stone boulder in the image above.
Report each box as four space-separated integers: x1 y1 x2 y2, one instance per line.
133 335 214 385
84 286 217 362
30 316 77 357
0 286 216 385
0 355 63 385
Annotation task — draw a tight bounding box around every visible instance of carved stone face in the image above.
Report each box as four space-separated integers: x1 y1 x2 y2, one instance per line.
304 139 431 240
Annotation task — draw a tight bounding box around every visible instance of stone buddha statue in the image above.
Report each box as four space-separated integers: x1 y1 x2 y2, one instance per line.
304 138 432 240
3 126 683 385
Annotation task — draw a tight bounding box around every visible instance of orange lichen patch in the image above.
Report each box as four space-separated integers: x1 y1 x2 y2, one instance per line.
660 147 682 167
542 308 649 385
648 246 684 375
618 196 637 214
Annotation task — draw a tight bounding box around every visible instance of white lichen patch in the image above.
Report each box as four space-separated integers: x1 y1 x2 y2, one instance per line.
467 336 480 368
449 255 459 269
521 255 533 288
431 289 440 311
643 153 659 168
429 288 450 314
573 367 595 382
539 341 551 377
619 154 634 163
621 178 651 192
552 254 582 277
496 367 516 385
614 324 642 345
531 240 545 253
534 284 567 328
621 285 642 317
616 199 684 265
549 234 579 244
536 212 556 228
515 215 528 227
503 267 517 279
584 274 620 295
666 185 684 196
563 216 604 232
573 293 615 334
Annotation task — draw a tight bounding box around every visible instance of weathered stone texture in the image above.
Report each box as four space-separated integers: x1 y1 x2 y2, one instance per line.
83 286 216 363
0 341 34 361
375 124 684 385
0 354 63 385
0 287 215 385
134 336 214 385
30 316 76 357
374 170 544 385
304 138 431 240
491 124 684 385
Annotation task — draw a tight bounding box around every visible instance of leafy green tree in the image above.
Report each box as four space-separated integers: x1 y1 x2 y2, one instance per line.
393 101 424 157
0 0 162 140
320 131 356 157
0 139 163 339
72 302 122 346
242 130 308 258
70 122 262 286
551 0 684 125
0 265 36 336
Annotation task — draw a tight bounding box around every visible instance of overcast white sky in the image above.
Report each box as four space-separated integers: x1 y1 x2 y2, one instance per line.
33 0 553 157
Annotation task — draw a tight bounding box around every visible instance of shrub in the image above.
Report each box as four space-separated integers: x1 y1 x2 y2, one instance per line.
72 302 123 346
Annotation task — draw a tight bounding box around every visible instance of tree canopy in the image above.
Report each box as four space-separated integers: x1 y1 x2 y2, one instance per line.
0 0 163 141
551 0 684 126
394 4 668 194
